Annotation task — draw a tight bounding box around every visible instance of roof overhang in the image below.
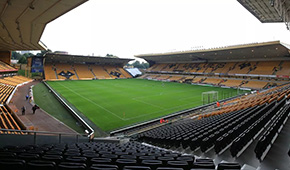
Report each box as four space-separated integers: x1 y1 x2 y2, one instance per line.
237 0 290 29
136 41 290 63
45 53 133 66
0 0 88 51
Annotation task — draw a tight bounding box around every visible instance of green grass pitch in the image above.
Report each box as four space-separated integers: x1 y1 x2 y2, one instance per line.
47 79 248 132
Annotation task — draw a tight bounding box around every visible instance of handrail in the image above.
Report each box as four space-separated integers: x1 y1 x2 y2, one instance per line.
43 82 95 139
0 128 89 145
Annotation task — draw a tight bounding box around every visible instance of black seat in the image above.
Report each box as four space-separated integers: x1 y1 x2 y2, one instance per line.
18 153 40 161
65 156 87 163
82 153 99 159
0 159 26 170
91 158 112 164
217 162 241 170
176 156 194 164
156 167 184 170
90 163 118 170
45 150 63 155
192 162 215 169
167 160 188 169
123 165 151 170
120 155 137 159
157 156 174 163
27 160 56 170
195 159 213 163
42 154 63 164
58 162 86 170
63 152 81 157
0 152 16 159
141 159 163 170
116 159 137 169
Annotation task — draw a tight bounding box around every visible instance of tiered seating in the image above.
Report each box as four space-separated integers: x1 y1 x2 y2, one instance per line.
137 85 289 160
220 79 243 87
157 75 171 80
44 63 57 80
230 96 287 157
162 64 178 72
0 76 31 86
74 64 94 79
276 61 290 75
168 76 184 82
213 63 235 74
108 66 131 79
254 103 290 160
147 75 160 79
118 68 132 78
202 78 222 85
45 62 131 80
193 63 208 73
249 61 279 75
0 141 241 170
0 84 14 104
0 106 22 134
0 61 17 71
241 81 268 89
3 76 31 85
91 65 111 79
54 63 78 80
191 77 204 83
203 63 220 73
227 62 254 74
148 63 168 72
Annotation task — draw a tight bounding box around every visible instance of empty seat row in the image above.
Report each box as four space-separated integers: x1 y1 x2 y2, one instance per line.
0 141 241 170
254 103 290 160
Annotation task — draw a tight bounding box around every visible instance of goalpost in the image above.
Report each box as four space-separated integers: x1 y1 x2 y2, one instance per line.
202 91 218 105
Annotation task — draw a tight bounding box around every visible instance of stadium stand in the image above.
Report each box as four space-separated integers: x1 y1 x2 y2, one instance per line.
148 64 168 72
248 61 280 75
44 63 58 80
0 140 243 170
0 106 22 134
0 76 32 86
119 68 133 78
0 0 289 169
168 75 184 82
0 84 14 104
241 81 268 89
138 42 290 90
74 64 95 80
276 61 290 75
220 79 244 87
55 63 78 80
44 53 132 80
0 61 17 72
202 78 222 85
91 65 112 79
136 84 289 160
191 77 204 83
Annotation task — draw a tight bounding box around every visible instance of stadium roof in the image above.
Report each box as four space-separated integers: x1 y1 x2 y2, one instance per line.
238 0 290 29
45 53 133 66
0 0 87 51
136 41 290 63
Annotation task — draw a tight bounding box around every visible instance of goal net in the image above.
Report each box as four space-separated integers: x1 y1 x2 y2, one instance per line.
202 91 218 105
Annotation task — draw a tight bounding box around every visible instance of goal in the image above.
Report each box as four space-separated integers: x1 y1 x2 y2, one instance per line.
202 91 218 105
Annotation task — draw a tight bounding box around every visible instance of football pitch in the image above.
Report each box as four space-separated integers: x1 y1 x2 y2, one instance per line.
47 79 248 131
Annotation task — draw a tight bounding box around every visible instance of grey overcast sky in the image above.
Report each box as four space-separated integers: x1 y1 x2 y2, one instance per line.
40 0 290 59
